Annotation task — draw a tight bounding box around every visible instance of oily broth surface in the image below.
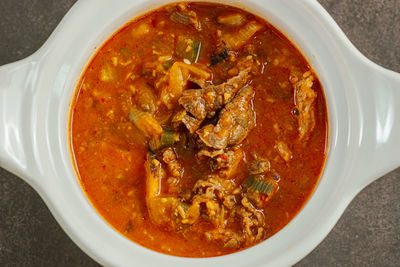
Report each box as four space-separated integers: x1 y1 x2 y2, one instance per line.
71 2 328 257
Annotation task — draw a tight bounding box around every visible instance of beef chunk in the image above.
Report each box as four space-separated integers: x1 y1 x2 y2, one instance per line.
179 68 251 132
197 86 255 149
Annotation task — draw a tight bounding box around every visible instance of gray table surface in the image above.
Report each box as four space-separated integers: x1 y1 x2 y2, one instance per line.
0 0 399 266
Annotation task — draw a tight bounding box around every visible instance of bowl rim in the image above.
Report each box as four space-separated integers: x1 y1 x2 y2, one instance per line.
1 0 399 266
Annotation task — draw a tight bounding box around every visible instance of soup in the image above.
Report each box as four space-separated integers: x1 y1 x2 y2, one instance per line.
70 2 328 257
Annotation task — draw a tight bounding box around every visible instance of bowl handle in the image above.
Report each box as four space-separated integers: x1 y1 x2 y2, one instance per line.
346 57 400 195
0 57 41 184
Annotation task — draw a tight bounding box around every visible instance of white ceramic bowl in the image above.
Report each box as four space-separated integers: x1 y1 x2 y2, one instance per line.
0 0 399 266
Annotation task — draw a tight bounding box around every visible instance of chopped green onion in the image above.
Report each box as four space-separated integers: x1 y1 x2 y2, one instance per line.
160 129 179 148
129 107 145 123
176 36 201 63
163 60 174 70
149 129 180 151
191 41 201 62
242 176 275 194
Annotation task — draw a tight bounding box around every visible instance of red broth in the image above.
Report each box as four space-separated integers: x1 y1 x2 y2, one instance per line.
70 2 328 257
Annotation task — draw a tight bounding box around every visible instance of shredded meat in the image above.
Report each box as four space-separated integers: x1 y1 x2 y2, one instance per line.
197 85 255 149
294 72 317 140
193 175 235 198
249 154 270 175
236 197 265 245
198 146 243 178
177 175 234 227
216 147 244 178
179 68 251 132
222 194 237 209
162 148 182 178
197 149 224 159
147 149 265 247
205 228 243 248
274 141 292 162
242 191 263 208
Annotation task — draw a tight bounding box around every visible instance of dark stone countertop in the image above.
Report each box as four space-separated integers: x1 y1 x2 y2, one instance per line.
0 0 399 266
